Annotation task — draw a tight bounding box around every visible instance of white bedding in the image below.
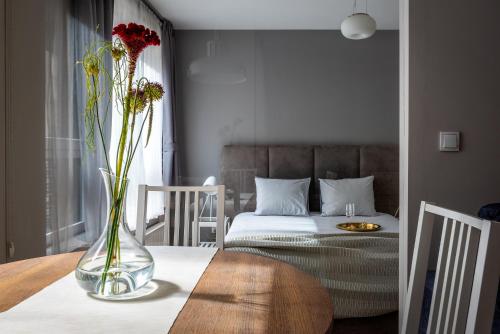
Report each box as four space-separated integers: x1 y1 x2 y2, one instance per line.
226 211 399 239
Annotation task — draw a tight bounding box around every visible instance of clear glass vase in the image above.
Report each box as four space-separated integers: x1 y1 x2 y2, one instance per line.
75 169 154 300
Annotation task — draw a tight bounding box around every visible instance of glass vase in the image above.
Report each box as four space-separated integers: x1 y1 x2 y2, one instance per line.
75 169 154 300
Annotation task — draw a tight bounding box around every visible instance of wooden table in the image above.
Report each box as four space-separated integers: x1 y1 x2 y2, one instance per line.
0 250 333 333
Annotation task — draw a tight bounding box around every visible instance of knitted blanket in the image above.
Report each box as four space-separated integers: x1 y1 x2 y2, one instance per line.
224 232 399 319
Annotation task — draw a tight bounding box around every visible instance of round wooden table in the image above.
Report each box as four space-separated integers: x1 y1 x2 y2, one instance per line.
0 250 333 333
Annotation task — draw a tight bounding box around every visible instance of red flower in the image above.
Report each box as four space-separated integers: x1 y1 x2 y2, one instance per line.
112 23 160 61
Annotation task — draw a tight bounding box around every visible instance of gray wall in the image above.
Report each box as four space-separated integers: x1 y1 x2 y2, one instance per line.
408 0 500 255
3 0 46 261
175 30 399 184
0 0 5 263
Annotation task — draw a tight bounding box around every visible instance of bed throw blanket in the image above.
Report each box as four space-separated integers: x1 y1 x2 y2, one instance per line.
224 232 399 319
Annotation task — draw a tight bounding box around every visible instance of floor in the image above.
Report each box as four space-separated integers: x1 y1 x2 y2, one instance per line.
332 312 398 334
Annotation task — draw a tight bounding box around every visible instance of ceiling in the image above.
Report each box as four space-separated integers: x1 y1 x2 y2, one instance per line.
149 0 399 30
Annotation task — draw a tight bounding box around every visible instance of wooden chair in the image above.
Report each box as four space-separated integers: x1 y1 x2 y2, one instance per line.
135 185 225 248
402 201 500 334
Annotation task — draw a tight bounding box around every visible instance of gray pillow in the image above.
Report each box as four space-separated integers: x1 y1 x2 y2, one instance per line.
316 171 339 195
319 176 376 216
255 177 310 216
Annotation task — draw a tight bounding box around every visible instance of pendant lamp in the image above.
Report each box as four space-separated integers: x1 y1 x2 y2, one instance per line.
341 0 376 40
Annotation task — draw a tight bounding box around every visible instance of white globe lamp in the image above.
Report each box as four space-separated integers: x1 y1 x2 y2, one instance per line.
341 13 376 40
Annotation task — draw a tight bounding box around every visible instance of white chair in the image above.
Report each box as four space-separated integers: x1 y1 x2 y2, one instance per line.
402 201 500 334
135 185 225 248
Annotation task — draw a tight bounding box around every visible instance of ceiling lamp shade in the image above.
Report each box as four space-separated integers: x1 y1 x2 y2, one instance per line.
188 38 247 85
341 13 376 40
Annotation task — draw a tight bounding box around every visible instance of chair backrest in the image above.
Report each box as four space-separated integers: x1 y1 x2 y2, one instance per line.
402 201 500 334
135 185 225 248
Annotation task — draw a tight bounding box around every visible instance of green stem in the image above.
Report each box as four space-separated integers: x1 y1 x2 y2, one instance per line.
91 75 111 174
124 105 152 177
99 58 137 294
114 59 136 196
122 78 148 177
100 181 127 294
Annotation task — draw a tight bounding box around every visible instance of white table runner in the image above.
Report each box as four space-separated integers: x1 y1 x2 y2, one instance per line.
0 246 217 334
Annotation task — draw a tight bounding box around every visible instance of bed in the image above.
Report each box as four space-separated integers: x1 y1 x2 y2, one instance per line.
220 144 399 318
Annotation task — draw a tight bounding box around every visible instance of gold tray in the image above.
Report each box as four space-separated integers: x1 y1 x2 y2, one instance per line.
336 222 381 232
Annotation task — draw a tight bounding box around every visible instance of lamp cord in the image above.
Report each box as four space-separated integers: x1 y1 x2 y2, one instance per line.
353 0 369 14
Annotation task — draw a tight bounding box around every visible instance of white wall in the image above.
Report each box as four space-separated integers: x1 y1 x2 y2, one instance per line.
175 30 399 184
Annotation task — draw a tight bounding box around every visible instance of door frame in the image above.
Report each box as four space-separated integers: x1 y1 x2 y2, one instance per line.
399 0 410 330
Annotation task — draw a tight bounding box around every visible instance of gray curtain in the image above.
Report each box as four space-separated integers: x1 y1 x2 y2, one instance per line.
73 0 114 243
161 20 179 186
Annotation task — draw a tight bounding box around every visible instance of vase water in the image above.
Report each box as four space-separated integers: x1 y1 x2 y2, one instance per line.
75 169 154 299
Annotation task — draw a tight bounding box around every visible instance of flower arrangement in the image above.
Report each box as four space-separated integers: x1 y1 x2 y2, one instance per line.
80 23 164 294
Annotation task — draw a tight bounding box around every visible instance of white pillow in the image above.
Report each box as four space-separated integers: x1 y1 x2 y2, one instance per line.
319 176 376 216
255 177 310 216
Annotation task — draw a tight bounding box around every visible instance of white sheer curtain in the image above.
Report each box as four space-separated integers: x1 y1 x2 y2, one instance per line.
45 0 80 254
112 0 164 229
45 0 114 253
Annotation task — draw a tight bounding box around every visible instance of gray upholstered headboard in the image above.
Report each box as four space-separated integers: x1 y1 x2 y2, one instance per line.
220 145 399 217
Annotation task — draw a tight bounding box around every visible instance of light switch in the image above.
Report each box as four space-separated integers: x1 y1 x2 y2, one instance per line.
439 132 460 152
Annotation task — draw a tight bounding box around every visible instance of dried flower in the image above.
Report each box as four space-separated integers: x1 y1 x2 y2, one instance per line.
128 89 147 113
144 82 164 102
111 46 126 62
112 23 160 61
83 54 99 76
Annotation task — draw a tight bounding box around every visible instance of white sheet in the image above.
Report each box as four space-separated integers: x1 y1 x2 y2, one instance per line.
0 246 217 334
226 212 399 239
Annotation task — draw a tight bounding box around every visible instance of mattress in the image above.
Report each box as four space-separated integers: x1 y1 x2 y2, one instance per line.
224 212 399 319
226 212 399 239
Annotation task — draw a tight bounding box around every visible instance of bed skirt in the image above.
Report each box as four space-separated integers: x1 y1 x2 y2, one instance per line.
224 232 399 319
